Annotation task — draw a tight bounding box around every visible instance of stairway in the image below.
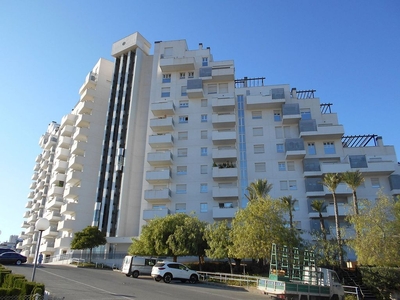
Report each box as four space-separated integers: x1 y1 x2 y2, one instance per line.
341 268 377 300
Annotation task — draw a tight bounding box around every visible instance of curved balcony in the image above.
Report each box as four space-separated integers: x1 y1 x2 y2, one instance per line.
71 140 86 156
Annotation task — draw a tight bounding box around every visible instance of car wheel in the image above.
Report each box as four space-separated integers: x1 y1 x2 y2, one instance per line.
125 274 131 277
163 273 173 283
132 271 139 278
16 260 22 266
154 277 162 282
189 274 198 284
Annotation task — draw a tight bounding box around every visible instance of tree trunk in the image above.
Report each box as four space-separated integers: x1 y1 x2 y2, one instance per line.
353 190 359 215
333 193 344 266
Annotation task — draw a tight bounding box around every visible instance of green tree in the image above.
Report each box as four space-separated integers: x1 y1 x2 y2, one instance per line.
310 200 327 241
229 196 298 261
322 173 344 266
280 195 296 230
204 220 236 273
245 179 273 201
70 226 107 263
342 170 364 215
347 193 400 266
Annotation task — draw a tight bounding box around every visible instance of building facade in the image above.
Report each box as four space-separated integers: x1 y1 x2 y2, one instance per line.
19 32 400 260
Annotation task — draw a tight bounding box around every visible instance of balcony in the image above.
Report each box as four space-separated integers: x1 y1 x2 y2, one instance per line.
49 173 66 187
19 231 27 238
212 130 237 146
360 160 396 176
76 100 94 115
212 96 235 112
212 147 237 162
35 154 42 163
57 219 75 231
25 200 33 208
22 238 33 247
144 188 172 202
60 114 77 128
33 163 40 171
33 192 43 201
21 221 29 229
151 101 175 117
326 203 351 217
29 182 37 189
75 114 91 128
40 160 48 169
285 138 306 159
159 56 195 72
44 136 58 149
212 186 239 199
300 125 345 140
44 211 62 222
42 150 50 160
55 236 72 248
324 184 351 195
47 186 64 198
150 117 174 132
25 226 35 235
212 206 238 219
320 162 351 174
72 127 89 142
42 225 59 237
149 134 173 148
38 170 47 180
26 214 38 224
70 141 86 157
79 71 97 95
145 169 171 184
246 94 285 109
147 151 173 166
64 186 80 199
212 167 238 180
27 191 34 199
40 241 55 252
53 160 68 172
66 170 82 185
187 79 204 98
212 113 236 128
60 202 78 215
80 88 95 101
58 136 72 149
212 67 235 81
22 211 30 218
143 208 171 221
68 155 84 171
55 148 70 161
60 125 75 137
46 197 64 209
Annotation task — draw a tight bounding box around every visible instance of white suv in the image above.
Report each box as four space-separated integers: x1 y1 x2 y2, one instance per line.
151 261 199 284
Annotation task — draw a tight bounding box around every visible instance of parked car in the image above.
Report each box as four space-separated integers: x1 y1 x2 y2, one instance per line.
121 256 157 278
0 248 16 254
151 261 199 284
0 252 27 265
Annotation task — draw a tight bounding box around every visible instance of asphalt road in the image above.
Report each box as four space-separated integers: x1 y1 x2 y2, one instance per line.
6 263 272 300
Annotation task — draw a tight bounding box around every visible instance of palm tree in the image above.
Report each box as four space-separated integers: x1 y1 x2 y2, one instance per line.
322 173 344 266
311 199 327 241
342 170 364 215
280 195 296 230
245 179 273 201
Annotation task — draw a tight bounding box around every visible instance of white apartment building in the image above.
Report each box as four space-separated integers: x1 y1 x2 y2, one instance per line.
19 32 400 260
18 58 113 261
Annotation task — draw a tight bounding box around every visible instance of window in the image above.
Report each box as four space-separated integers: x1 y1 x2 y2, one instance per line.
181 86 187 96
188 72 194 78
201 99 208 107
178 131 188 140
287 161 295 171
200 202 208 212
253 127 263 136
179 115 188 123
177 148 187 157
255 162 266 172
201 130 207 139
175 203 186 213
323 142 336 154
179 100 189 108
289 180 297 190
276 144 284 153
177 166 187 175
280 181 288 190
176 184 187 194
371 178 380 188
201 165 208 174
252 111 262 119
308 143 316 155
301 108 311 120
202 57 208 66
208 84 217 94
276 126 291 138
201 114 208 122
274 110 281 122
219 83 228 94
293 200 300 211
200 184 208 193
201 147 208 156
179 72 185 79
254 144 265 154
162 74 171 83
278 162 286 171
161 87 170 97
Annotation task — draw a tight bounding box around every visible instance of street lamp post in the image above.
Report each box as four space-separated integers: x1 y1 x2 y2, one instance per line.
31 218 49 282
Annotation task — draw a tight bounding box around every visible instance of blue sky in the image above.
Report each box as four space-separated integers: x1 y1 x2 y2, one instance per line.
1 1 399 242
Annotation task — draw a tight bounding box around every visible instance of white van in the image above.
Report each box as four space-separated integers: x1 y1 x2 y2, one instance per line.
122 256 157 278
